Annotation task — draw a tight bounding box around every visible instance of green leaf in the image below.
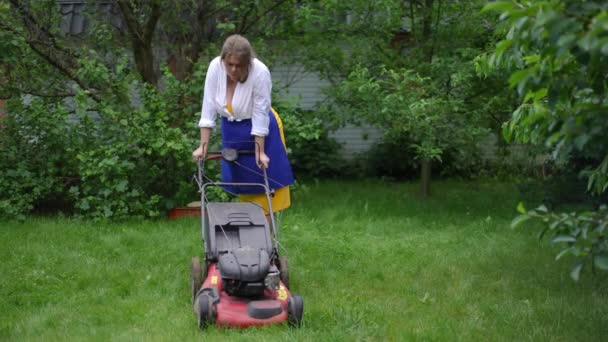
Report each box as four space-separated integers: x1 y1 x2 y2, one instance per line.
593 254 608 270
495 39 513 55
578 34 593 51
522 54 540 65
508 69 529 88
555 247 572 261
511 214 531 229
79 200 90 211
557 33 577 48
601 43 608 56
537 226 550 240
482 1 516 14
516 201 526 214
116 180 128 192
570 260 585 282
573 134 591 151
552 235 576 243
524 88 547 103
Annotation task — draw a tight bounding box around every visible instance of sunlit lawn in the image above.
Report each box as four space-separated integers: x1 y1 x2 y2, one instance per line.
1 179 607 341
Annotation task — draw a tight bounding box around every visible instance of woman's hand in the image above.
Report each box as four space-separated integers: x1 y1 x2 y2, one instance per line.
193 129 212 160
254 135 269 169
257 151 270 169
192 145 207 160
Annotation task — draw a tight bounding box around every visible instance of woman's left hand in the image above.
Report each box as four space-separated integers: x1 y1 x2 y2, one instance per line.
257 151 270 169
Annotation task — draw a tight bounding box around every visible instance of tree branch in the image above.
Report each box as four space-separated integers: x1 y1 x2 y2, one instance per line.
115 0 160 85
144 2 161 44
430 0 443 62
3 2 101 102
240 0 291 34
237 5 255 33
116 0 144 41
16 89 76 98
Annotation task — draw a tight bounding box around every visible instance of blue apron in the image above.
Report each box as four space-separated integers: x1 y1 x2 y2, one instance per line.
220 112 294 194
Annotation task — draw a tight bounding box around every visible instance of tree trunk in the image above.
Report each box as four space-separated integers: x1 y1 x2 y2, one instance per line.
133 41 157 85
168 41 204 81
116 0 161 86
421 0 435 63
419 0 436 196
420 159 431 197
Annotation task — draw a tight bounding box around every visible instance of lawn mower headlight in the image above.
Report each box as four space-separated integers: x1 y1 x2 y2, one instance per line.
265 266 280 290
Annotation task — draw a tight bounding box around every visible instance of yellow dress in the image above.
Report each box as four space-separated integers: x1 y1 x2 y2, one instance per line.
225 104 291 215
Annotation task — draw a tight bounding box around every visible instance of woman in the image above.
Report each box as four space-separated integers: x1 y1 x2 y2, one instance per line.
192 34 294 215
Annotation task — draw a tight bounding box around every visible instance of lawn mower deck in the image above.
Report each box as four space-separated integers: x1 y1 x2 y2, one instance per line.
193 263 301 328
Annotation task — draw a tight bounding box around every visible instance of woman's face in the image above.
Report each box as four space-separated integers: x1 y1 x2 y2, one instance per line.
224 55 248 83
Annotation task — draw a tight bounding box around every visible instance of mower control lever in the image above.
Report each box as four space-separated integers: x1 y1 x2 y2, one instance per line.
205 148 255 162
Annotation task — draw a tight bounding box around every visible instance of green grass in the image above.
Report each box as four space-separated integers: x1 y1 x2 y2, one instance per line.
1 179 607 341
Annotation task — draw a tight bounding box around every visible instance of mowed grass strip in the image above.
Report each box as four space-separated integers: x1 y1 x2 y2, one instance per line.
1 179 607 341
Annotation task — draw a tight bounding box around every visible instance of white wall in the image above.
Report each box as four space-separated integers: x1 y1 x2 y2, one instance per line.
271 64 331 110
271 64 383 159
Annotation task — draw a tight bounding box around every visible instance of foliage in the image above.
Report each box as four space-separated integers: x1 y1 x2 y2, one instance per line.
0 99 71 220
0 0 307 219
481 0 608 279
512 203 608 281
296 0 512 183
479 0 608 195
285 0 402 80
332 64 488 174
357 138 420 180
438 141 488 179
67 86 193 220
0 66 198 220
273 99 344 178
0 0 545 217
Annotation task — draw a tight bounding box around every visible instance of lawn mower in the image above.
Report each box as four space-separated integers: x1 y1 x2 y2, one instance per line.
190 147 303 329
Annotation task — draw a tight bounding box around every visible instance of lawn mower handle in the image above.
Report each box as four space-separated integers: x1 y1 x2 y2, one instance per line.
205 148 255 162
196 147 279 254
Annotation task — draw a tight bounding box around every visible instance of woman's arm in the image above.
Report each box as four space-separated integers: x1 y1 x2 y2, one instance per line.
254 135 269 168
193 57 220 159
198 58 220 129
192 127 212 159
251 61 272 168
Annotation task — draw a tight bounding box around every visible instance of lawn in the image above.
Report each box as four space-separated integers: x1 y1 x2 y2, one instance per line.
1 179 607 341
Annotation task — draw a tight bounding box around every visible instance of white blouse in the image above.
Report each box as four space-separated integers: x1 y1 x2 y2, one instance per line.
198 56 272 136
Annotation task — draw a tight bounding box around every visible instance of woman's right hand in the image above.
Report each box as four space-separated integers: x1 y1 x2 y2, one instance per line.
192 145 207 160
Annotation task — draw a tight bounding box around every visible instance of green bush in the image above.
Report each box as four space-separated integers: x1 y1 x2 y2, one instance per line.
350 133 490 180
483 0 608 280
274 100 345 179
0 60 345 219
0 64 205 220
0 98 75 219
357 138 419 180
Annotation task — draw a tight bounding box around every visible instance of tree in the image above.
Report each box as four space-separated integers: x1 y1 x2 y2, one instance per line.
480 0 608 280
2 0 301 92
301 0 502 195
0 0 332 219
115 0 161 85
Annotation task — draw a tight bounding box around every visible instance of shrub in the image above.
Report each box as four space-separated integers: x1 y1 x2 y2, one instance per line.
0 61 346 219
274 100 345 179
0 98 75 219
0 66 203 220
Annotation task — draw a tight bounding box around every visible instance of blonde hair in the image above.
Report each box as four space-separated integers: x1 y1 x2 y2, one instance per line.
221 34 255 64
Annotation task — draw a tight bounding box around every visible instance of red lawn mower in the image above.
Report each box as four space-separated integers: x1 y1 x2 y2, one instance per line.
190 148 303 329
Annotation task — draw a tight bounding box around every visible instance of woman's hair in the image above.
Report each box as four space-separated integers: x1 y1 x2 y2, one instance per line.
221 34 255 64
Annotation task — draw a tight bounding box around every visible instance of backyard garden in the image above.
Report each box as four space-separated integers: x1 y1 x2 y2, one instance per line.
1 0 608 340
